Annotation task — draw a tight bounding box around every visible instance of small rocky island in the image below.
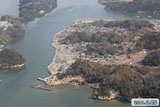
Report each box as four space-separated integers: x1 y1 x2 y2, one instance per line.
0 48 26 69
41 19 160 102
19 0 57 22
102 0 160 15
0 15 25 48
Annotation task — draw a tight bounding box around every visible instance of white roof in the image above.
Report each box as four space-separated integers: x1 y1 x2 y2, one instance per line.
0 21 8 25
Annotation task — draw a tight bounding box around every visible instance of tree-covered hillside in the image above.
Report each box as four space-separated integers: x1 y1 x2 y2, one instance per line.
105 0 160 15
0 49 26 69
142 50 160 66
57 59 160 101
19 0 57 22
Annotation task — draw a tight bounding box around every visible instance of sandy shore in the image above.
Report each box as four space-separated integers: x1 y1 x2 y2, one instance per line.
47 25 80 76
43 18 102 83
0 63 25 69
41 26 81 84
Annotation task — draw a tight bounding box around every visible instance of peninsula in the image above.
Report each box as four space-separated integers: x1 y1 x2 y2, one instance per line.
43 18 160 102
19 0 57 22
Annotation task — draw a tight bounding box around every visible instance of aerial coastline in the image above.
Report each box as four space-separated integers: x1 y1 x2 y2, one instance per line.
0 0 160 106
46 23 83 85
43 18 160 101
47 18 113 75
46 18 114 80
47 18 160 76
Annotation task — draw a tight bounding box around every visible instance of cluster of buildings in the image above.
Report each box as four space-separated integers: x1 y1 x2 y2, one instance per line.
59 19 129 41
68 25 112 33
0 21 12 29
58 19 149 66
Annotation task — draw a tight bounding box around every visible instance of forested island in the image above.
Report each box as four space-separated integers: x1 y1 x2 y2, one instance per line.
103 0 160 15
0 48 25 69
44 19 160 102
19 0 57 22
0 15 25 48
